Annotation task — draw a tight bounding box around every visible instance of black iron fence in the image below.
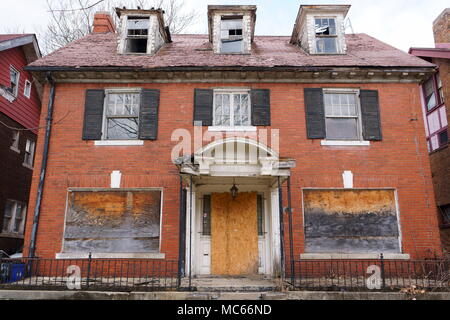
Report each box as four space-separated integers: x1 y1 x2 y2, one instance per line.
290 256 450 292
0 257 180 292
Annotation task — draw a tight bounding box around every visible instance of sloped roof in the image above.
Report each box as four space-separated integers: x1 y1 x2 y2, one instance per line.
27 32 434 71
0 34 42 62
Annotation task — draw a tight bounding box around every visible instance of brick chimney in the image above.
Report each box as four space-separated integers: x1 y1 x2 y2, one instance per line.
433 8 449 45
93 11 116 33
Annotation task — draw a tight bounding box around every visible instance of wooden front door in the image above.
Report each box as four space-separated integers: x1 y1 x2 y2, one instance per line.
211 192 258 275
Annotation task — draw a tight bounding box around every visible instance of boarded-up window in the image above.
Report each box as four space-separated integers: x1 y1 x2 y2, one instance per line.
63 190 162 253
304 190 400 254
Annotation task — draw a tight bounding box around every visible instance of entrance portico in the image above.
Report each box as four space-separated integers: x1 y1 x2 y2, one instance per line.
178 137 295 278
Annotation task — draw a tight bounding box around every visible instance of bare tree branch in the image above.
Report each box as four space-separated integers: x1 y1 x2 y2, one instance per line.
41 0 199 55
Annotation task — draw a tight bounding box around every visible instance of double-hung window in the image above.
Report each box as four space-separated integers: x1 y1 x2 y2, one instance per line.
104 91 140 140
424 77 437 112
8 66 20 97
324 90 361 141
24 80 32 98
213 90 251 127
125 17 150 53
315 18 338 54
422 73 448 152
24 139 35 168
220 16 244 53
2 200 26 235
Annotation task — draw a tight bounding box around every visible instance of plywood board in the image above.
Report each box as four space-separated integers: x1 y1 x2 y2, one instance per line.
304 189 400 253
211 192 258 276
63 191 161 253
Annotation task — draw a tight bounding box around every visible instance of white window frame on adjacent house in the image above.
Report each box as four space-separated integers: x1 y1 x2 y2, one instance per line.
24 79 32 98
9 65 20 97
2 200 27 236
209 89 256 132
10 130 20 153
321 88 370 146
23 139 35 169
99 88 143 144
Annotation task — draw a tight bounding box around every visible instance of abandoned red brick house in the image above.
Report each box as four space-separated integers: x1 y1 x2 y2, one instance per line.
22 4 443 278
0 34 41 255
410 8 450 253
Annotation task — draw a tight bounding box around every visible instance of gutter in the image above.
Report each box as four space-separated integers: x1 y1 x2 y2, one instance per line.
24 65 437 74
28 72 56 258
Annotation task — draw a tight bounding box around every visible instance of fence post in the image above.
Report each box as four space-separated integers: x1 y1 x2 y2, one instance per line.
86 252 92 290
380 253 386 290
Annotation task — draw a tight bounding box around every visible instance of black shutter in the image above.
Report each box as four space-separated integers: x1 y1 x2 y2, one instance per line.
360 90 382 141
139 89 160 140
82 89 105 140
251 89 271 126
193 89 213 126
304 88 326 139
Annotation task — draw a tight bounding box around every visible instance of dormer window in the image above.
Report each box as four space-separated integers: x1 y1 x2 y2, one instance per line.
116 7 171 55
126 17 150 53
221 16 244 53
208 5 257 55
315 18 338 53
290 5 350 55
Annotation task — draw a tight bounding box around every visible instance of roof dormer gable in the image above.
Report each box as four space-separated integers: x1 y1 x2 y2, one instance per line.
116 7 171 55
208 5 257 54
290 5 350 55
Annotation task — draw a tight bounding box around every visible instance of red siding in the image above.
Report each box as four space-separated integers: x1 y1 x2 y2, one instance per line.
0 47 41 133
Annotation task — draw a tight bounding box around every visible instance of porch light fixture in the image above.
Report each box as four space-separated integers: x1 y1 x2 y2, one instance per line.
230 180 239 199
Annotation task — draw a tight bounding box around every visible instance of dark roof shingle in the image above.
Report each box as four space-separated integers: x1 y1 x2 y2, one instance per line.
28 33 434 70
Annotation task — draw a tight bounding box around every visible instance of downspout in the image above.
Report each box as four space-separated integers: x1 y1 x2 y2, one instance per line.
28 72 56 258
177 175 187 287
278 177 285 279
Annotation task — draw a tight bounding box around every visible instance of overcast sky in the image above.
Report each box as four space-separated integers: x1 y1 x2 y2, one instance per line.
0 0 448 52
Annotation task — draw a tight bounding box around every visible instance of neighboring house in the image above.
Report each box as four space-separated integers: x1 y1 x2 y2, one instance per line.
410 8 450 252
0 34 41 254
23 5 442 278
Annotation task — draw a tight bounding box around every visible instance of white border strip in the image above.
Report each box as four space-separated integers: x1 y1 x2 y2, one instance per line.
56 253 166 260
300 253 411 260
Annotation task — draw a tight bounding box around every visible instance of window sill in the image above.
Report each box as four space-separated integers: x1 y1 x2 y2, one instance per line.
208 126 257 132
94 140 145 146
56 252 166 260
22 163 34 170
10 146 20 153
300 253 410 260
0 232 24 239
321 140 371 146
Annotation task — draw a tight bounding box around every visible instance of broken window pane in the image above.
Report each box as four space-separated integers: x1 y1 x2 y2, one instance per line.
214 92 250 127
221 17 244 53
424 78 437 111
315 18 337 36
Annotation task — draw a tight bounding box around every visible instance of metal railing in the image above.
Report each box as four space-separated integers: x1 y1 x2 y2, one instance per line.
0 256 179 292
290 256 450 292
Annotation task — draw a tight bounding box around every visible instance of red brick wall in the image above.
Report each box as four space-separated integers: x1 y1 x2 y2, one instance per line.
23 81 443 260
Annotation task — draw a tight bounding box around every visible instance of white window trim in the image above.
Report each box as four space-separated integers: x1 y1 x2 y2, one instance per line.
101 88 142 142
9 65 20 97
300 253 411 260
24 79 32 98
2 200 26 235
322 88 371 145
210 89 253 130
121 14 152 54
95 140 145 146
321 140 370 146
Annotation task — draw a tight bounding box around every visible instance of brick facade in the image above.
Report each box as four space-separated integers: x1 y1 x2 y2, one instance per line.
22 81 442 260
